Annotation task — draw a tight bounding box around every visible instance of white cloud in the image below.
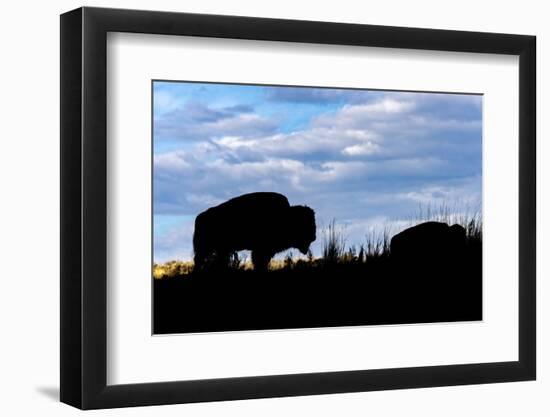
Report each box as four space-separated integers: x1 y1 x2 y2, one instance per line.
185 193 223 207
313 98 415 129
342 142 380 156
153 151 192 171
344 98 415 115
207 113 269 134
212 127 381 161
397 180 482 208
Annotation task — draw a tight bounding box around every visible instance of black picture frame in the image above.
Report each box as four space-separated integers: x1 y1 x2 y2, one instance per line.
60 6 536 410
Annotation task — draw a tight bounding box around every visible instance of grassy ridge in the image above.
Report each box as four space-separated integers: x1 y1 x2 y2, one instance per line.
153 206 482 334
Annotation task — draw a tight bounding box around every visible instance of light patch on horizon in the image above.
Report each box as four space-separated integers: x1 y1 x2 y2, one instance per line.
153 81 482 262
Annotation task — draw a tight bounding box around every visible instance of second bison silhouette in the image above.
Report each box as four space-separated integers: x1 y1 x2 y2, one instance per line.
390 221 467 265
193 192 316 271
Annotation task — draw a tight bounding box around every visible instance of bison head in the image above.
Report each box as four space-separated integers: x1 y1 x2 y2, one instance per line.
288 205 316 254
450 223 467 241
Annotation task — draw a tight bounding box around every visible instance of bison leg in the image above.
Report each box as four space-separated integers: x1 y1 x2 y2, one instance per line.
251 251 272 272
213 250 231 269
193 251 207 272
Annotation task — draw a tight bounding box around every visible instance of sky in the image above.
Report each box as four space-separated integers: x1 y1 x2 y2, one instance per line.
153 81 482 263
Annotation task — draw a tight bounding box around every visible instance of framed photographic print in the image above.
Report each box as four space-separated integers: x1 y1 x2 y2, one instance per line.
60 6 536 409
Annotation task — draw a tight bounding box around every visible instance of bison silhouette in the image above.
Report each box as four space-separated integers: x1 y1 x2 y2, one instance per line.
193 192 316 271
390 221 467 264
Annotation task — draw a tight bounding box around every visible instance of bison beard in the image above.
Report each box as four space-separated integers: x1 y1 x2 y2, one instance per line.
193 192 316 271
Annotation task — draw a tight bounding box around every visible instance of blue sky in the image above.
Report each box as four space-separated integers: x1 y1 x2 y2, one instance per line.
153 81 482 263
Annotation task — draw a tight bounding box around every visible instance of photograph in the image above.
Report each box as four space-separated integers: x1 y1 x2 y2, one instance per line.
152 81 483 334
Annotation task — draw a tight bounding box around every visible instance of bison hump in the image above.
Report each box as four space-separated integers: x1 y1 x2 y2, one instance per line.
228 192 289 205
195 192 291 230
212 192 290 212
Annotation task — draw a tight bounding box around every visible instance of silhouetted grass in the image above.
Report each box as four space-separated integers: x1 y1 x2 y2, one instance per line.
408 201 482 241
322 219 346 264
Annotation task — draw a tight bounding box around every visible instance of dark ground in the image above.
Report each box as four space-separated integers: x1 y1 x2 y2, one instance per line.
153 242 482 334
